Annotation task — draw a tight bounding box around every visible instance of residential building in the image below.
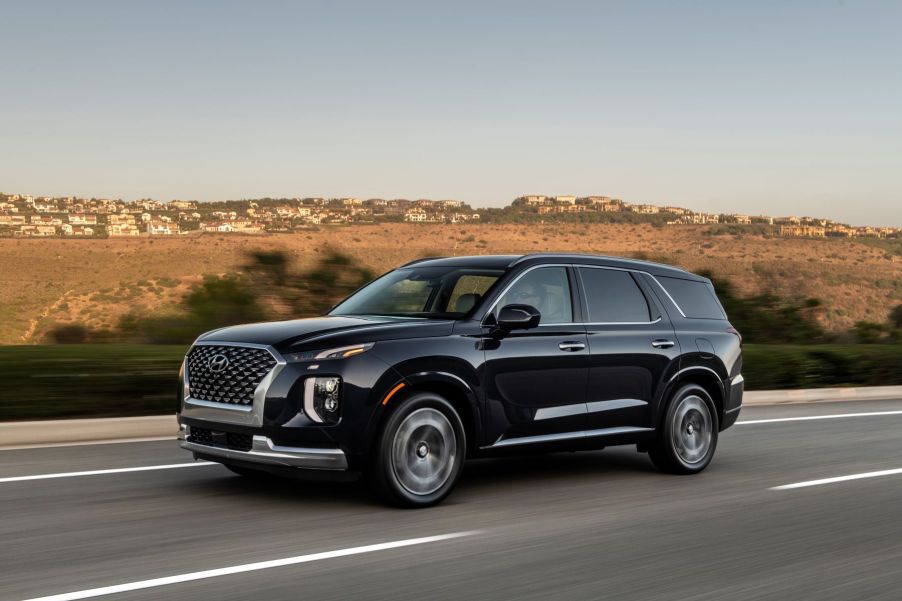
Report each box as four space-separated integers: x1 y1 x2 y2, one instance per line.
108 223 141 237
780 225 825 238
148 221 176 235
16 225 56 237
68 214 98 226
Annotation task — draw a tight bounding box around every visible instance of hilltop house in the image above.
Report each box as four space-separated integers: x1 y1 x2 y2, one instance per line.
108 223 140 237
61 224 95 236
16 225 56 237
148 221 176 235
69 214 98 226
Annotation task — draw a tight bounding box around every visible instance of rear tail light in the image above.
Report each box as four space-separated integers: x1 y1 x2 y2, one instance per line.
726 326 742 346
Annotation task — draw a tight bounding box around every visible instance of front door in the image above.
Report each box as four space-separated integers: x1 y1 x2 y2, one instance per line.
481 266 589 447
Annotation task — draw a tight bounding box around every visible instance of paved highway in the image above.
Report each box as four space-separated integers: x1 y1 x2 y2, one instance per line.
2 400 901 601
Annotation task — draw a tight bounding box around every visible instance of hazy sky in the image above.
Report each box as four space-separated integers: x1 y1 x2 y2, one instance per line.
1 1 900 226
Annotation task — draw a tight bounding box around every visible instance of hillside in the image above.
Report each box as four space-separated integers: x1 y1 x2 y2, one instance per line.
1 223 899 344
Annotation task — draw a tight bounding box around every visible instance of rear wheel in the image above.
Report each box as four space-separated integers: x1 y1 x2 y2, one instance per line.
370 392 465 508
649 384 719 474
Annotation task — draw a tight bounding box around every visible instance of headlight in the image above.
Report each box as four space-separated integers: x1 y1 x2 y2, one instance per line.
314 342 374 360
304 376 342 424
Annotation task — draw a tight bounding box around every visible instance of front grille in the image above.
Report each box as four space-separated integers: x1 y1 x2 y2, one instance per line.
186 344 278 406
227 432 253 452
189 426 213 446
188 427 253 452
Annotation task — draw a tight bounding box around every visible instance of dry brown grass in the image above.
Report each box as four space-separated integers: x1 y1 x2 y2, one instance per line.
1 223 899 343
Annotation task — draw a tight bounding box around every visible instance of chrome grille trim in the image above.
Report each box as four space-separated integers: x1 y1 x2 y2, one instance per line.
180 341 286 428
186 343 278 406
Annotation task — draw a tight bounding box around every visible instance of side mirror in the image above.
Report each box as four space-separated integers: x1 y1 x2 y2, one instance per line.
497 304 541 330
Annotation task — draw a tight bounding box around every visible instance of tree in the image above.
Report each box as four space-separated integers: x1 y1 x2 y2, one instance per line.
890 304 902 329
49 323 89 344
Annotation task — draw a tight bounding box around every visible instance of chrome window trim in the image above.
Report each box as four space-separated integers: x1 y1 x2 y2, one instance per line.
482 263 577 325
181 340 287 427
566 263 689 318
574 264 667 325
483 262 690 326
583 317 663 327
645 274 688 318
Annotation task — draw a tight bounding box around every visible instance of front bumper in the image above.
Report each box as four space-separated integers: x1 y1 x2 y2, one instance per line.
178 425 348 470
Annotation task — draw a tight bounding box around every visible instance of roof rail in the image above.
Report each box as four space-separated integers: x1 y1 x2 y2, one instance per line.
509 252 694 275
399 256 447 267
509 252 600 266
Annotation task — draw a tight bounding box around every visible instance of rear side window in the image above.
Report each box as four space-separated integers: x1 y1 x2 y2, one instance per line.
657 276 726 319
578 268 650 323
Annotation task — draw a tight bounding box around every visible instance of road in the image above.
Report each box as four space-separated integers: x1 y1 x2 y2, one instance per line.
2 400 901 601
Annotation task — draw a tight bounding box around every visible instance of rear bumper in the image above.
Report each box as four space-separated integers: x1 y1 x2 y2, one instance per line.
178 425 348 470
721 374 744 430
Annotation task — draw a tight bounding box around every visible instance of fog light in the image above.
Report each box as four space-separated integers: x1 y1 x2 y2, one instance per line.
304 376 342 424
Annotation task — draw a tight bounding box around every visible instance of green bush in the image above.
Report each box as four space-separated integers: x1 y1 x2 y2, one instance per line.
0 344 185 421
742 344 902 390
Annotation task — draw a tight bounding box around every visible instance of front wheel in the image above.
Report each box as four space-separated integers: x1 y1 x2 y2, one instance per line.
649 384 719 474
370 392 466 508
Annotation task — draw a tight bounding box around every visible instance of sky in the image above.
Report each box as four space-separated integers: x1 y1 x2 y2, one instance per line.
1 0 900 226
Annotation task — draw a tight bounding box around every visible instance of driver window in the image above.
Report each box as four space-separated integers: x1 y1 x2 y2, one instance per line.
497 267 572 324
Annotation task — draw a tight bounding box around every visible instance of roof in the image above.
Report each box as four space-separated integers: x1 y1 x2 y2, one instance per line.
402 253 703 280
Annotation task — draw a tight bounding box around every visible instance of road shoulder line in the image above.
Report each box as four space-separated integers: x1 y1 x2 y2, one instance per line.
21 531 481 601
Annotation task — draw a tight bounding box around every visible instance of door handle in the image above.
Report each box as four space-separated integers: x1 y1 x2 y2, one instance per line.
558 341 586 352
651 339 675 349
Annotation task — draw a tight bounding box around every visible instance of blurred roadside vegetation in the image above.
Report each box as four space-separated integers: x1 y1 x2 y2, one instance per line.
44 249 902 346
2 344 900 421
1 249 899 421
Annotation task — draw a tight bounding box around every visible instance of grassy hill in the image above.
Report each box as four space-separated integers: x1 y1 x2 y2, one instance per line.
1 223 899 343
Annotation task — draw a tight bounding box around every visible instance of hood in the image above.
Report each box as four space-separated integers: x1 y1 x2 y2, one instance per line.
196 315 454 352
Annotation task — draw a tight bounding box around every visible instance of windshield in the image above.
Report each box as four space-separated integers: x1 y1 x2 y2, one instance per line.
330 266 505 319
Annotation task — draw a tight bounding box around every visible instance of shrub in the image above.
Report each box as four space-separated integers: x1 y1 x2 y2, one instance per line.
48 323 90 344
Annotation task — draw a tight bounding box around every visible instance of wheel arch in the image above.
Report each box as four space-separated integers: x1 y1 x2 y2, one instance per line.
365 370 481 458
658 366 726 429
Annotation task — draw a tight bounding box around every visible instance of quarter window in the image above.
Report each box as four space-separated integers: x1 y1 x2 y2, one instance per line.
497 267 573 324
578 268 650 323
657 276 726 319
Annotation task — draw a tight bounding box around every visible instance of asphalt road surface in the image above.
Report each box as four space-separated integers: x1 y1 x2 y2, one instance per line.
2 400 902 601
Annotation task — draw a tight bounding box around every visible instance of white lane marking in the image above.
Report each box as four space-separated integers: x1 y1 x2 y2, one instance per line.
0 462 213 484
737 410 902 425
771 468 902 490
22 531 480 601
0 436 174 451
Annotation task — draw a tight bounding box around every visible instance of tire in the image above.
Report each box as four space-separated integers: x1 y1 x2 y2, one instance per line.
649 384 719 474
370 391 466 508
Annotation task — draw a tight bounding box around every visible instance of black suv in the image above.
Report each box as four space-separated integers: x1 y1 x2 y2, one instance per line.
178 254 743 507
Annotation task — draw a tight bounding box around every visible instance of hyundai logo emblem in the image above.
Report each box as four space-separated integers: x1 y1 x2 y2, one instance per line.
208 354 230 373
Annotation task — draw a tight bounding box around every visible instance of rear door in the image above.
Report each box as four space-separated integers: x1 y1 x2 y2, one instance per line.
576 266 680 432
